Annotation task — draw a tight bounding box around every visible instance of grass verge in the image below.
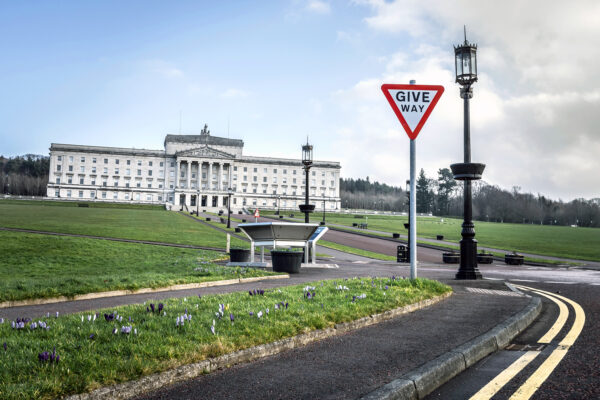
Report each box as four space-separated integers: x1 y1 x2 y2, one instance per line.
0 277 450 400
319 240 396 261
0 231 278 302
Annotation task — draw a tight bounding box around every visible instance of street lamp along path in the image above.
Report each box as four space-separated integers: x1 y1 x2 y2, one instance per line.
451 26 485 280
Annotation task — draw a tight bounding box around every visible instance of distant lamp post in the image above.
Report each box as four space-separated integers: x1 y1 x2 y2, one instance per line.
197 188 200 216
451 27 485 280
277 195 281 215
227 187 233 228
322 197 326 225
299 138 315 223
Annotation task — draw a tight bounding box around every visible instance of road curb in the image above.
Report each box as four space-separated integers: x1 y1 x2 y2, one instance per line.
0 275 289 309
64 292 452 400
360 295 542 400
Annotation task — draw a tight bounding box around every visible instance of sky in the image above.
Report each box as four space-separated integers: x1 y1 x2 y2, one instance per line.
1 0 599 201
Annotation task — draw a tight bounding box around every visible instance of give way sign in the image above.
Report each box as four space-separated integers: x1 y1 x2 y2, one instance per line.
381 84 444 140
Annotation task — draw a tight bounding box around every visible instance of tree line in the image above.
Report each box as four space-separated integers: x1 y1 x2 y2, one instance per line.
0 155 49 196
341 170 600 227
2 154 598 227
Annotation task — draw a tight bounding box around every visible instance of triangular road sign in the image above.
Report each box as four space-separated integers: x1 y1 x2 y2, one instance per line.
381 84 444 140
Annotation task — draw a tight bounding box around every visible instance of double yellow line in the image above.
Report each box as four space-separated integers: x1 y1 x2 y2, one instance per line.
469 285 585 400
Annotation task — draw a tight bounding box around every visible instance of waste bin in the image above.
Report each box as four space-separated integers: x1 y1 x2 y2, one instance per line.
397 245 409 263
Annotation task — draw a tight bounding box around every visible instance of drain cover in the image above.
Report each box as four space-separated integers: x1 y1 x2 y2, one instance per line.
505 343 547 351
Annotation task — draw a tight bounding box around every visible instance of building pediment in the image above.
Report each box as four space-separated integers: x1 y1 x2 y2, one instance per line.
176 145 235 159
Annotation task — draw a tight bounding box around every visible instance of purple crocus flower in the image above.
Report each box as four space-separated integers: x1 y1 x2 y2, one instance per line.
113 328 118 335
146 307 150 312
0 318 4 324
158 303 164 313
230 313 234 323
150 303 155 313
89 334 95 340
38 351 49 362
249 290 253 296
285 302 288 309
384 285 389 290
210 325 215 335
3 342 6 351
249 311 253 316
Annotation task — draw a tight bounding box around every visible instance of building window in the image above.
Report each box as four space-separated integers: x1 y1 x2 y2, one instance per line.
283 178 287 184
104 158 108 164
148 170 153 176
252 188 257 193
80 157 85 162
67 177 73 184
234 166 238 171
273 177 277 184
92 157 96 163
115 168 119 175
263 177 267 182
67 190 72 197
113 192 118 199
253 167 257 173
103 167 108 174
137 182 141 188
146 195 152 201
243 167 247 172
158 183 163 189
90 191 95 198
212 196 218 207
57 156 62 161
114 181 118 187
79 190 83 198
293 170 297 175
125 193 130 200
137 160 142 166
243 176 247 181
80 166 84 172
68 165 73 172
158 196 162 202
147 183 152 188
160 161 163 167
101 191 106 199
170 161 174 167
91 179 95 185
57 165 61 171
79 178 84 185
127 160 131 165
115 159 120 165
312 171 316 176
69 156 73 163
149 161 153 167
273 168 278 173
56 177 61 184
92 167 96 173
138 169 142 176
125 182 130 188
253 176 257 182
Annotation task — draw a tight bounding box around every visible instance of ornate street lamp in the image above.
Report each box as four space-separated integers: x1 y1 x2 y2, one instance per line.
226 187 233 228
299 138 315 223
451 27 485 280
277 195 281 215
322 197 326 225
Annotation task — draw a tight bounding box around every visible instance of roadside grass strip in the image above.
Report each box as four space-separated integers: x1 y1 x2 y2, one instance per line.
0 231 277 303
319 240 396 261
0 277 451 400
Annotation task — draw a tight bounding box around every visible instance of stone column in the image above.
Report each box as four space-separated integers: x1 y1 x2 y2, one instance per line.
217 162 223 191
48 154 55 185
186 160 191 190
208 162 213 190
175 160 180 189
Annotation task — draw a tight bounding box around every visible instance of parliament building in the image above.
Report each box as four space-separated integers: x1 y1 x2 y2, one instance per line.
46 125 342 212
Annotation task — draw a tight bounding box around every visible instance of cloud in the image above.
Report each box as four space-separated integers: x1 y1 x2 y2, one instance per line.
331 0 600 200
306 0 331 14
144 60 184 79
220 88 250 98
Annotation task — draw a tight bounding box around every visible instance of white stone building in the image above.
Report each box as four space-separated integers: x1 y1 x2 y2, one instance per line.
46 125 342 212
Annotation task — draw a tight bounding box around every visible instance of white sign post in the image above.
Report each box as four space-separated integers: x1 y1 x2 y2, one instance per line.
381 81 444 279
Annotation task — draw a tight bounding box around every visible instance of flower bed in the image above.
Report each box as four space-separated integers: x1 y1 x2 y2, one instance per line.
0 278 450 400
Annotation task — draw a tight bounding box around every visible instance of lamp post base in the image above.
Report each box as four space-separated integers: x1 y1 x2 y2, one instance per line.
455 238 482 280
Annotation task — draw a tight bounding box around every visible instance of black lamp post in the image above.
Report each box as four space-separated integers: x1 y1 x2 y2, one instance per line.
451 27 485 280
277 195 281 215
299 139 315 223
322 197 326 225
226 187 233 228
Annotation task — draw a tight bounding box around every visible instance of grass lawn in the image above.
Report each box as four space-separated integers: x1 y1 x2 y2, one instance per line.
0 202 247 249
260 211 600 262
319 240 396 261
0 277 450 400
0 198 164 210
0 231 277 302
